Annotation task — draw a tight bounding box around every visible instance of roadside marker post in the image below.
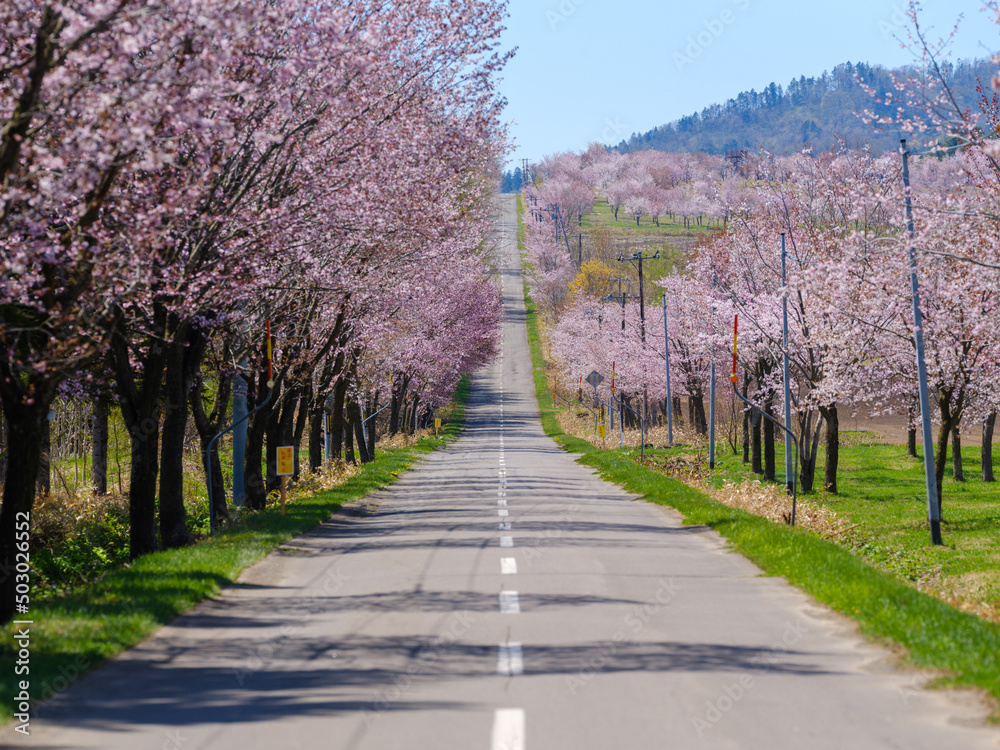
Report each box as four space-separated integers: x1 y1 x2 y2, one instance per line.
277 446 294 516
586 370 605 435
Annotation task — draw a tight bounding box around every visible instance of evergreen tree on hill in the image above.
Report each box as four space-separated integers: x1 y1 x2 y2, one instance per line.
617 58 994 155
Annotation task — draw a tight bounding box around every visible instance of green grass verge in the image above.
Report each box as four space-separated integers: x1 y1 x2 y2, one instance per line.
700 436 1000 611
517 197 1000 717
0 376 471 723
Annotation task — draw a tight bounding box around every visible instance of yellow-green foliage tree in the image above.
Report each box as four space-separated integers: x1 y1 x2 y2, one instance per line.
568 259 616 300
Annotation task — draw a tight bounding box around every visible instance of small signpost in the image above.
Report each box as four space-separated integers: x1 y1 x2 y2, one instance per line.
277 446 294 515
435 417 442 435
586 370 605 435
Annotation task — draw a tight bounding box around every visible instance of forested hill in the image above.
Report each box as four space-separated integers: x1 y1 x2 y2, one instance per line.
617 59 994 156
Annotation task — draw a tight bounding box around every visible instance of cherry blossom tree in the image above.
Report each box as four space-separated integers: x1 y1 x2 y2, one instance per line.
0 0 282 619
0 0 511 622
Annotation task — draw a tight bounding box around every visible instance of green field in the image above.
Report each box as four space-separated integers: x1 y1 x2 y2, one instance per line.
578 197 718 236
696 436 1000 621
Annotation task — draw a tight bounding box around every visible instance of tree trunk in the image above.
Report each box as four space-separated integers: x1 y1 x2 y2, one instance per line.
951 422 964 482
0 412 7 488
763 398 775 481
797 410 823 494
36 416 51 498
265 403 279 497
309 408 325 473
389 374 409 437
158 337 193 549
292 389 310 480
820 403 839 494
410 394 420 434
692 394 707 435
933 393 960 519
0 411 10 486
91 397 108 496
751 409 762 475
0 391 52 624
190 367 232 524
197 429 227 525
245 369 274 510
907 402 918 458
351 401 371 463
344 404 356 465
389 393 401 436
366 394 378 460
121 393 160 557
331 362 349 461
111 313 168 559
741 377 750 464
983 410 996 483
267 388 297 495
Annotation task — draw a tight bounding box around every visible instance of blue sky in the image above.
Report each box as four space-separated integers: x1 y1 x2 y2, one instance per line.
498 0 997 168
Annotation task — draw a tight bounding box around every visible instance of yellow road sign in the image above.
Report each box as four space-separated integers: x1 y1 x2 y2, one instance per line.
277 446 294 476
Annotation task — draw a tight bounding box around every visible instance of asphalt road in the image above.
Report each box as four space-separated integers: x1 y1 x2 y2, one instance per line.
5 194 997 750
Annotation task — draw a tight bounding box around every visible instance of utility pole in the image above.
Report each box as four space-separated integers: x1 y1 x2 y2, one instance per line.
662 293 673 447
602 278 638 442
901 139 943 546
547 203 574 258
601 278 638 331
781 234 793 495
619 250 660 460
546 203 559 241
709 272 717 469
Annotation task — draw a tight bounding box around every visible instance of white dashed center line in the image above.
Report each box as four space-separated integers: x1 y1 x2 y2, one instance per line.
496 645 524 676
499 536 514 548
501 557 517 575
491 707 525 749
499 590 520 614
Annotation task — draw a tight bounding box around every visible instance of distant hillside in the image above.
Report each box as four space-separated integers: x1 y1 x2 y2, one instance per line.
617 59 994 155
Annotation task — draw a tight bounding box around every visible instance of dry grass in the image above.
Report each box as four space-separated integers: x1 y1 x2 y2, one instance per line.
555 405 704 451
267 461 362 509
557 401 856 541
926 570 1000 626
376 427 437 451
31 491 129 548
707 478 855 540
